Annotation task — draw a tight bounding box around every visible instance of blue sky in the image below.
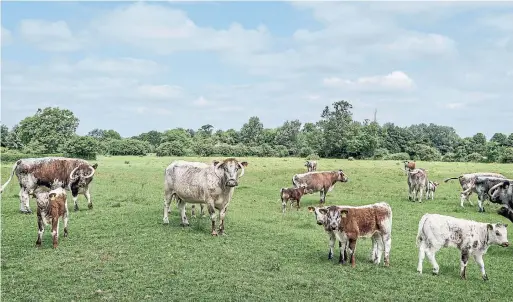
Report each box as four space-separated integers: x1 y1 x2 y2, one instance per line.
1 1 512 138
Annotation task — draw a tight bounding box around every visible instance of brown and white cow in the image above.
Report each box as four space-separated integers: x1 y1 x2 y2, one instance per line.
408 168 428 202
444 172 506 208
322 202 393 267
280 186 307 213
163 158 248 236
404 160 415 174
1 157 98 213
292 170 349 205
305 160 317 172
31 187 69 248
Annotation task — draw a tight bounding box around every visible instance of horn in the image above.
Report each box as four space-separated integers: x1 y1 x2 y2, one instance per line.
488 182 504 198
82 165 95 179
69 166 80 182
238 161 245 178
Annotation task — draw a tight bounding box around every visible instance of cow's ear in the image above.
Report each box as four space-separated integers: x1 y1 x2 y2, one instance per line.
240 161 248 167
307 206 315 212
49 193 56 200
318 208 328 215
340 209 349 218
92 163 98 169
502 181 510 188
504 223 508 228
487 224 494 230
213 160 220 166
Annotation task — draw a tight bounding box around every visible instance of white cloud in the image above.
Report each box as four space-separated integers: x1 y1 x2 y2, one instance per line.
193 96 214 107
74 57 164 76
323 71 415 92
445 102 464 109
19 20 85 51
382 33 457 57
479 13 513 32
137 85 183 100
1 26 12 46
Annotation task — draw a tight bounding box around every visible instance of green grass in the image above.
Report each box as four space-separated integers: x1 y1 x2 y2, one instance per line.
1 156 512 301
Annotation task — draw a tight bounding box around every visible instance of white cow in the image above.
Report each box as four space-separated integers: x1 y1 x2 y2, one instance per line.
416 213 509 280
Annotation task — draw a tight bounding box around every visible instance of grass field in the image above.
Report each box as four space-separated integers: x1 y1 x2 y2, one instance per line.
1 156 512 301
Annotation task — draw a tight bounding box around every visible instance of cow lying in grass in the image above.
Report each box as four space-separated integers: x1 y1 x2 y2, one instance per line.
30 187 69 248
416 213 509 280
280 186 307 213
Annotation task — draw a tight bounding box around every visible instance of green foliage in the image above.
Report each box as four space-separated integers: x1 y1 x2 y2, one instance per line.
274 145 289 157
441 152 458 162
306 153 320 160
1 152 65 162
191 140 215 157
87 128 122 141
240 116 264 146
63 135 99 160
156 141 187 157
383 153 410 161
0 124 9 147
412 144 442 161
464 152 485 163
103 139 150 156
373 148 390 160
498 147 513 163
299 147 314 158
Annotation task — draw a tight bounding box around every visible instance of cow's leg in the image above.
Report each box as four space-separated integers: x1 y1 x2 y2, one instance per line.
20 188 32 214
191 205 197 218
418 187 424 203
348 238 357 268
163 191 173 224
425 247 440 275
339 240 348 265
369 235 378 263
417 242 426 274
178 199 189 227
200 204 205 217
84 188 93 210
36 215 44 247
460 249 469 280
281 197 287 214
328 232 335 260
52 217 59 248
296 198 301 211
63 203 69 238
473 253 488 280
383 232 391 267
218 205 230 235
207 202 217 236
371 233 383 264
71 187 80 212
477 195 485 212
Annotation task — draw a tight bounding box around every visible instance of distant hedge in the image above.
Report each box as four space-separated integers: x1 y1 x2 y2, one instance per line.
0 153 96 163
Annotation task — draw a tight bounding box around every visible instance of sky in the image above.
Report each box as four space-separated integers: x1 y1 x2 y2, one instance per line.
1 0 512 138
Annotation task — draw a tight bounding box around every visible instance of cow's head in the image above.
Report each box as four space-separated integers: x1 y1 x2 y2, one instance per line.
308 206 328 226
305 161 310 167
487 223 509 247
336 170 349 183
30 186 50 199
213 158 248 187
322 206 346 231
489 180 512 203
431 181 440 189
69 163 97 189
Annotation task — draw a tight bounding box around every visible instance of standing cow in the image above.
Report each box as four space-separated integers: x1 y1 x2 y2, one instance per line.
292 170 349 205
407 168 428 202
416 213 509 280
31 187 69 248
444 172 506 208
162 158 248 236
462 176 513 212
489 180 513 222
308 205 349 264
1 157 98 213
305 160 317 172
404 160 416 174
426 181 440 200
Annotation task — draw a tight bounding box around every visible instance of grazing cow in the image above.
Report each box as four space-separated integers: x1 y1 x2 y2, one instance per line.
416 213 509 280
489 180 513 222
462 176 513 213
322 202 393 267
404 160 416 174
308 205 349 264
1 157 98 213
305 160 317 172
407 168 428 202
426 181 440 200
292 170 349 205
163 158 248 236
280 186 307 213
31 187 69 248
444 172 506 208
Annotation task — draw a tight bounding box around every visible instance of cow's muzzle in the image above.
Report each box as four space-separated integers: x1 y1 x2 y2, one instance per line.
501 242 509 247
226 179 238 187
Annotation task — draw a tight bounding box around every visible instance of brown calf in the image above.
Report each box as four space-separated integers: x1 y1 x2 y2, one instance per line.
280 186 307 213
32 187 69 248
404 160 415 174
292 170 349 205
322 202 393 267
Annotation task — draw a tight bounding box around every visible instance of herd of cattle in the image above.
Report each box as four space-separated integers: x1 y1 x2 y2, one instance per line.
1 156 512 280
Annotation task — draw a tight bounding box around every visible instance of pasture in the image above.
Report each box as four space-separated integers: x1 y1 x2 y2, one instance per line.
1 156 512 301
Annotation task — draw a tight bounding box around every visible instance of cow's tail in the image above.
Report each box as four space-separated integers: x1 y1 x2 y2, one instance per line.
292 175 299 188
444 177 460 183
0 161 19 193
416 214 429 247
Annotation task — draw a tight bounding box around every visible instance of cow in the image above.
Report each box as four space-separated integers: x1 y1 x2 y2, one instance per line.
292 170 349 205
426 181 440 200
407 168 428 202
305 160 317 172
416 213 509 280
162 158 248 236
30 187 69 248
444 172 506 208
1 157 98 214
321 202 393 268
462 176 513 213
489 180 513 222
280 186 307 213
404 160 416 174
308 205 349 264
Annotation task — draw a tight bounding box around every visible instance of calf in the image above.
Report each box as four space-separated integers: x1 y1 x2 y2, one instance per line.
444 172 506 208
426 181 440 200
322 202 393 267
308 205 349 264
280 186 307 213
416 213 509 280
292 170 349 205
408 169 428 202
489 180 513 223
31 187 69 248
305 160 317 172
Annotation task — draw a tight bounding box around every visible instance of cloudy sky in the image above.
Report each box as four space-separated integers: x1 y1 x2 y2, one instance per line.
1 1 512 138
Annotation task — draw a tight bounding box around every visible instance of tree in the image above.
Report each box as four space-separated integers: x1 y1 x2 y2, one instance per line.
239 116 264 146
63 135 99 159
274 120 302 151
319 100 355 157
16 107 79 153
197 124 214 138
0 124 9 147
472 133 487 154
161 128 193 148
491 133 508 146
87 129 122 141
132 130 163 147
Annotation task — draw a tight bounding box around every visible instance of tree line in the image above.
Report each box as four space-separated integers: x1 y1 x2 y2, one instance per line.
1 101 513 163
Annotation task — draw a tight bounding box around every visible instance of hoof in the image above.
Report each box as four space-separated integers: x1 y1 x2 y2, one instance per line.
74 206 79 212
88 204 93 210
180 223 190 227
211 231 218 236
483 274 489 281
432 271 439 276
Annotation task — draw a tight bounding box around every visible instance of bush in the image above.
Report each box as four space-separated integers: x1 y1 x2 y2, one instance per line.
103 139 150 156
464 152 485 162
441 152 458 162
0 153 65 163
412 144 442 161
156 141 187 157
373 148 389 160
499 147 513 163
63 135 98 160
274 145 289 157
306 153 320 160
192 141 215 157
299 147 314 158
383 152 410 160
261 144 277 157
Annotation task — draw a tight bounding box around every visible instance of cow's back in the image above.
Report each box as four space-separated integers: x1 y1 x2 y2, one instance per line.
165 161 219 202
18 157 85 185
